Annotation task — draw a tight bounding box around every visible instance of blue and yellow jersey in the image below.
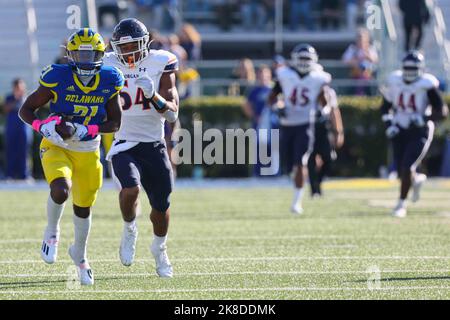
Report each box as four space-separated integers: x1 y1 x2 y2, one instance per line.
39 64 124 141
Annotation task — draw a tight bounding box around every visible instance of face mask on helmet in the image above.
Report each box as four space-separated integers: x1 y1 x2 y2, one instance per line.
67 49 104 77
111 35 149 68
291 51 317 74
402 62 423 83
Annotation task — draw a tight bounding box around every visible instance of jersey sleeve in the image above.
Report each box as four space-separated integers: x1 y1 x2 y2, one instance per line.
421 73 439 90
164 52 179 73
39 64 60 88
109 67 125 100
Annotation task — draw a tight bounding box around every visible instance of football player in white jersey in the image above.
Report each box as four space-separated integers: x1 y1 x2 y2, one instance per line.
268 44 332 214
104 18 179 277
381 51 448 217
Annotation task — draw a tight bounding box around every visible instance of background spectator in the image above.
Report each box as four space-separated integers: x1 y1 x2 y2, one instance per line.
320 0 342 30
241 0 267 30
399 0 430 52
178 23 202 61
2 79 32 181
241 65 278 176
289 0 315 31
168 33 188 68
346 0 360 30
97 0 120 29
229 58 256 95
342 28 378 95
213 0 238 31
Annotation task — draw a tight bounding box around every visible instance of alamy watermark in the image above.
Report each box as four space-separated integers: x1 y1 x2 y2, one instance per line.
171 121 280 176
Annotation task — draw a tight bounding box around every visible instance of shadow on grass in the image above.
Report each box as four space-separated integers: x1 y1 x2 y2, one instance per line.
0 276 129 290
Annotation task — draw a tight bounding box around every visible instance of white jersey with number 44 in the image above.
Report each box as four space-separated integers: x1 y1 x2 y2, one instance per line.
383 70 439 129
103 50 178 142
276 65 331 126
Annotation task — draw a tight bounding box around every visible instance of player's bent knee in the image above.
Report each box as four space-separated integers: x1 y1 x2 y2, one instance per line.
121 186 140 201
73 205 91 219
50 178 71 204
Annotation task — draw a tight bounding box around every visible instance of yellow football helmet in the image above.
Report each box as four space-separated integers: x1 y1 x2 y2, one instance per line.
66 28 106 76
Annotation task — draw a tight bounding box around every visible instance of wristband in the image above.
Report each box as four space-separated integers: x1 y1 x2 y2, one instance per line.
151 93 168 111
87 124 99 137
32 116 61 133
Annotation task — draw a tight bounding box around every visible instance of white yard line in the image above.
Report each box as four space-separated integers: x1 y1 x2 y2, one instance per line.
0 234 447 244
0 269 449 278
0 256 449 265
0 286 449 295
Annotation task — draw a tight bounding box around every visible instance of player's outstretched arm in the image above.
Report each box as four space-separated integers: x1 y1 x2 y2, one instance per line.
19 85 54 126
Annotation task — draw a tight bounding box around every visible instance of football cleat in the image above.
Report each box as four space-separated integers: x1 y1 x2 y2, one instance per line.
392 201 407 218
150 243 173 278
41 233 59 264
290 203 304 215
412 173 427 203
119 224 138 266
69 245 94 285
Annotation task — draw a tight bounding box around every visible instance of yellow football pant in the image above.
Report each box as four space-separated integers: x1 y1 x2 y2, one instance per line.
40 138 103 207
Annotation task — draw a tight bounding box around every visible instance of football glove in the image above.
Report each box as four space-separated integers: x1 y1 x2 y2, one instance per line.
135 75 155 99
386 125 400 138
32 116 67 147
410 114 425 127
72 123 99 141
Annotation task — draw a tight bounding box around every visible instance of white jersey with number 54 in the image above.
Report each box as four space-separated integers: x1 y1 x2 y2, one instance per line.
276 65 331 126
103 50 178 142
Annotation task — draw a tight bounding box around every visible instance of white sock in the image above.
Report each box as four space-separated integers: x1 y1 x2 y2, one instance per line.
45 195 65 238
292 188 304 207
152 234 168 249
72 215 91 262
124 218 137 231
398 199 406 207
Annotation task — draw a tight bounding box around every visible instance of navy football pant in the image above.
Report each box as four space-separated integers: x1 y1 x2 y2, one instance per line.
111 141 174 212
392 122 434 176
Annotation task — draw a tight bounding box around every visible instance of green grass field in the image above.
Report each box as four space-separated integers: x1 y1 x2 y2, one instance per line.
0 179 449 300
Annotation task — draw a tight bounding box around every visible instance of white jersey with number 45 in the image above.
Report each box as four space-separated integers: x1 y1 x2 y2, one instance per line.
383 70 439 129
276 65 331 126
103 50 178 142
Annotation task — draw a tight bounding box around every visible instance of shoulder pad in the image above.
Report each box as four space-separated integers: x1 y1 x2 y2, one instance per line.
418 73 439 90
39 64 68 88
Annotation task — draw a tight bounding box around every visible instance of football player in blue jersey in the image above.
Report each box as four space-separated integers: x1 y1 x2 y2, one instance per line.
19 28 124 285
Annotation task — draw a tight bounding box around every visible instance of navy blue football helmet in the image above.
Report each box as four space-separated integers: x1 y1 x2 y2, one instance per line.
291 44 318 74
110 18 150 68
402 51 424 83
